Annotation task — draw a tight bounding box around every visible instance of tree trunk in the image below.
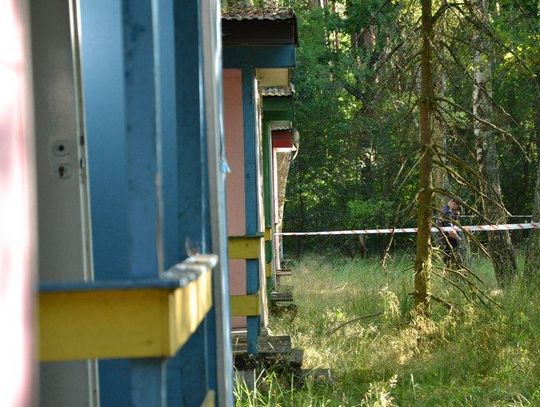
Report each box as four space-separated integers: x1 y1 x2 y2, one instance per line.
524 160 540 278
432 73 451 209
414 0 434 312
298 163 306 258
524 73 540 278
473 0 517 286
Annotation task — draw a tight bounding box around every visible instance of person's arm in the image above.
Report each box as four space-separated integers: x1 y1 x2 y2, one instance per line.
449 227 460 241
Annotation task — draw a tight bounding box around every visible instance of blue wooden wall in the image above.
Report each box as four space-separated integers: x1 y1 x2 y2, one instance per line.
80 0 232 405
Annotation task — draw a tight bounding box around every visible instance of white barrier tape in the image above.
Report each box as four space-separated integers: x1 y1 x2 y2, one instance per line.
278 222 540 236
460 214 531 218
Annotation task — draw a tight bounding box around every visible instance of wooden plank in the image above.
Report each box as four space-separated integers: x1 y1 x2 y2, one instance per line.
270 291 293 302
39 270 212 361
264 227 272 241
228 235 263 259
263 119 273 229
222 19 297 47
243 64 261 358
231 327 268 338
265 263 272 278
230 294 260 316
276 269 292 277
231 334 292 355
223 46 296 69
288 348 304 369
231 335 247 354
201 390 215 407
263 95 293 112
258 335 292 354
263 110 293 121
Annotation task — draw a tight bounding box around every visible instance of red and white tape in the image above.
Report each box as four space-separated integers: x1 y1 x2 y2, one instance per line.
278 222 540 236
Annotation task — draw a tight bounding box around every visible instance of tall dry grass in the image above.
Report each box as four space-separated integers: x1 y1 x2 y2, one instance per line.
235 254 540 406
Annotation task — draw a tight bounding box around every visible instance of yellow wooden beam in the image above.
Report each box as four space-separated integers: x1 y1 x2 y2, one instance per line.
265 263 272 278
39 271 212 361
201 390 215 407
230 294 260 316
264 227 272 242
228 235 263 259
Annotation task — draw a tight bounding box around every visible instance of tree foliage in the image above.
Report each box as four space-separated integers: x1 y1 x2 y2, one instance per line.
282 0 539 270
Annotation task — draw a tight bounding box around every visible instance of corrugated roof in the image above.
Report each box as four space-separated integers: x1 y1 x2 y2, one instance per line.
260 85 295 97
222 8 294 21
271 124 293 131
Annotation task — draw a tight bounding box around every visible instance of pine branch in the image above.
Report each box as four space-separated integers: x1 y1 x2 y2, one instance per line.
432 2 466 25
434 38 528 142
435 265 501 309
429 293 457 311
432 269 477 303
430 223 490 284
435 97 528 157
452 0 539 81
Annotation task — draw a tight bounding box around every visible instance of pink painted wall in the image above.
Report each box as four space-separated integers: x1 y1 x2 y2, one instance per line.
223 69 247 328
0 1 36 404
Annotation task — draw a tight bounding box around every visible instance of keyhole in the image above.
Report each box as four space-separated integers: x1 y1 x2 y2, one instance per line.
55 164 70 179
57 144 65 153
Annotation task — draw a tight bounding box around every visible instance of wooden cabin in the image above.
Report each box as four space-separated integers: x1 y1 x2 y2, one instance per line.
261 86 298 279
30 1 232 406
2 2 299 405
221 9 298 355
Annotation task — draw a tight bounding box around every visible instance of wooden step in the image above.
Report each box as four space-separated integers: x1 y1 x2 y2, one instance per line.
270 303 298 318
231 327 268 337
259 335 292 354
276 269 292 277
235 346 304 372
232 334 292 356
288 348 304 370
270 291 293 303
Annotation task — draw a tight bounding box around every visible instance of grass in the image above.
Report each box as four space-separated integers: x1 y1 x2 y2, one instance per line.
235 253 540 406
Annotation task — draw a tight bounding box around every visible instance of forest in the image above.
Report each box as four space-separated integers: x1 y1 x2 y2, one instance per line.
225 0 540 405
279 0 540 303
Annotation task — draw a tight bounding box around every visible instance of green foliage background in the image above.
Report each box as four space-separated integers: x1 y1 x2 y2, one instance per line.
271 0 540 255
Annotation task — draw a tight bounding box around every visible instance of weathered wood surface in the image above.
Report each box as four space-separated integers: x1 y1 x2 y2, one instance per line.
270 291 293 302
288 348 304 369
232 334 292 355
276 269 292 277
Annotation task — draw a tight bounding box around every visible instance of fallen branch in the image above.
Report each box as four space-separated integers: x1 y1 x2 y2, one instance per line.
328 312 383 336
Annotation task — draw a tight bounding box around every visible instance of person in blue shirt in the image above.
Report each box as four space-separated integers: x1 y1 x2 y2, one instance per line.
438 198 462 269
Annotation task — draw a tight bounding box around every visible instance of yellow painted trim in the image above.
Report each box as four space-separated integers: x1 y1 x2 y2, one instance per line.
228 236 263 259
201 390 215 407
230 294 260 316
264 227 272 241
39 271 212 361
265 263 272 278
